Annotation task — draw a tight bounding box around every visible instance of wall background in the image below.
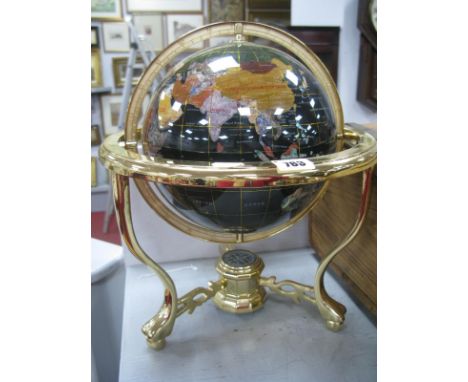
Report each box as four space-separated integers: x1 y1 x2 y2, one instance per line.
94 0 377 263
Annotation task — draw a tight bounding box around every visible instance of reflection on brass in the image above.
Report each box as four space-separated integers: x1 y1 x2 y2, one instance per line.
100 22 377 350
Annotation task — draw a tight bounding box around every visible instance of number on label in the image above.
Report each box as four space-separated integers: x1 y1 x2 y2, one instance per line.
272 158 316 173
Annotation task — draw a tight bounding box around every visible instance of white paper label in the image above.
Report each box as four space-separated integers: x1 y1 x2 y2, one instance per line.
272 158 316 173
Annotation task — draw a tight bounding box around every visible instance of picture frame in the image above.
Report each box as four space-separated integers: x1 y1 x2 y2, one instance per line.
91 49 103 88
166 14 204 48
91 157 97 187
246 0 291 27
91 94 102 126
91 0 122 21
91 125 102 146
127 0 202 12
247 10 290 27
91 26 100 48
112 56 144 88
103 22 130 52
133 14 164 51
209 0 244 23
101 95 123 136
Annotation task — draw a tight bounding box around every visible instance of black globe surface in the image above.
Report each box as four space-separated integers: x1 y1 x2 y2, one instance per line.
142 41 338 235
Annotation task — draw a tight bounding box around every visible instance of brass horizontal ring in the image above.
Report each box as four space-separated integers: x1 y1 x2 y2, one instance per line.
99 124 376 188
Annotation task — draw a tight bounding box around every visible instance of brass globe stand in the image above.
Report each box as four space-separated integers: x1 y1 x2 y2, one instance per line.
101 22 377 350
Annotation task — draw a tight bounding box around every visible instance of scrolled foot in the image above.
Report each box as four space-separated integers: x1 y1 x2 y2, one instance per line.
147 338 166 350
325 318 345 332
316 292 346 332
141 300 174 350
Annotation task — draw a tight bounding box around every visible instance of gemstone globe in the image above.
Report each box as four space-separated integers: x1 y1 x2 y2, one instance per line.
142 41 338 235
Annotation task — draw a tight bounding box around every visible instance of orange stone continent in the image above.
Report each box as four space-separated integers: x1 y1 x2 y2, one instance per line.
173 74 213 108
158 92 182 126
214 58 295 112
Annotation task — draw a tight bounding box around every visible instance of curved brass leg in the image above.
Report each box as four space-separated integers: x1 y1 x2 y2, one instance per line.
314 167 374 331
112 174 178 350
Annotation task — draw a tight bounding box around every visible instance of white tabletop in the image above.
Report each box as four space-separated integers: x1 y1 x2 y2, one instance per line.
91 238 123 284
119 248 376 382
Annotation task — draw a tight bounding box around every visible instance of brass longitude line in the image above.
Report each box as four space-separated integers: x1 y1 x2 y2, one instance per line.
237 43 242 158
206 42 231 161
181 187 213 224
258 187 272 230
246 42 260 63
271 119 275 156
240 188 243 230
207 110 211 161
178 81 191 156
294 93 302 157
210 189 219 222
245 42 271 159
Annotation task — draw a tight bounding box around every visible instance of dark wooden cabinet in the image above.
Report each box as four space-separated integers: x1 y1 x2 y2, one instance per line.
286 27 340 84
357 35 377 109
357 0 377 110
249 26 340 85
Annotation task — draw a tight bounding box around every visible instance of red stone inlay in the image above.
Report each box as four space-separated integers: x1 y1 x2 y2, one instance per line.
240 61 277 74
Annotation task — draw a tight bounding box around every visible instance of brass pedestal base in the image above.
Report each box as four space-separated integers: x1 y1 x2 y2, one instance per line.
213 250 266 314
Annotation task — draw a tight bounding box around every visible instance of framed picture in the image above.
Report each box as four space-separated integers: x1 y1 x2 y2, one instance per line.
133 14 164 51
127 0 202 12
91 94 102 126
91 125 102 146
209 0 244 22
166 14 204 47
91 26 100 48
91 157 97 187
112 56 144 88
91 49 103 88
103 22 130 52
101 95 123 136
91 0 122 21
247 10 290 27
